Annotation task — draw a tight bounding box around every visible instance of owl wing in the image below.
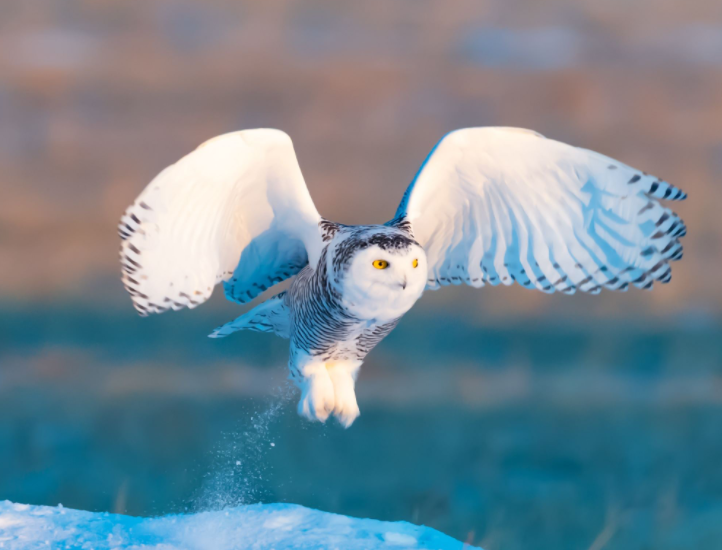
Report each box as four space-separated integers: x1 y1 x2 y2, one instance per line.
391 127 687 294
118 129 323 316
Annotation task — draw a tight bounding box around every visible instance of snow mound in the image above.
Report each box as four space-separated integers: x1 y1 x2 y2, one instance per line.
0 501 479 550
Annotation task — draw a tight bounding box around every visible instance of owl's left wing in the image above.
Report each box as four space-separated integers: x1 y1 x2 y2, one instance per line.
391 127 687 294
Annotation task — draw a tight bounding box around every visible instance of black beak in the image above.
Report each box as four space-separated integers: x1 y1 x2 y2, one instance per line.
401 276 407 290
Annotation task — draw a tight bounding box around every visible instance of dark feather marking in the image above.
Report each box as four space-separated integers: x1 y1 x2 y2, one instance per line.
661 241 676 254
638 202 654 215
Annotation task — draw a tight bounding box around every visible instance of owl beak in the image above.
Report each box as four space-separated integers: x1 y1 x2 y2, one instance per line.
400 276 407 290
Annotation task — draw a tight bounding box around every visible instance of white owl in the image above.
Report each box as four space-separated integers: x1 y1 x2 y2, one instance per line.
119 128 687 427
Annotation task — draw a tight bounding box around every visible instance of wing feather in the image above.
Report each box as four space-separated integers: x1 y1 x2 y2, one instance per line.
392 127 687 295
119 129 322 316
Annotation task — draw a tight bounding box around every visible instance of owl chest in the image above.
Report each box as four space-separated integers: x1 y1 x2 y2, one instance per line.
287 265 399 360
294 313 397 361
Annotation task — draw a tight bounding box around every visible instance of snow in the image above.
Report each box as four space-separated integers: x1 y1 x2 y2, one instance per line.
0 501 479 550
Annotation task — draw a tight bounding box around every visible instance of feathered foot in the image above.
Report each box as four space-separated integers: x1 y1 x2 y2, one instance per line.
327 361 361 428
296 363 336 423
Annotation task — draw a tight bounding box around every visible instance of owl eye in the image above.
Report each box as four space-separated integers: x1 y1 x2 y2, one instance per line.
372 260 389 270
412 259 419 268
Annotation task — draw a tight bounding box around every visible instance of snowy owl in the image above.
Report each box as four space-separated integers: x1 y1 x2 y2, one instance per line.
119 128 687 427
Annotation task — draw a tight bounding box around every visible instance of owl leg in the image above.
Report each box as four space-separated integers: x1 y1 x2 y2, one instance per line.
292 360 336 423
326 361 362 428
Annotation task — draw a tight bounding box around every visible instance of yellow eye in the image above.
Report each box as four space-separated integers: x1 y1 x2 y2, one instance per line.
372 260 389 269
412 259 419 268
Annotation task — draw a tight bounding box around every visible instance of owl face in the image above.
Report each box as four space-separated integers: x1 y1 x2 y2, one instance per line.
334 229 427 321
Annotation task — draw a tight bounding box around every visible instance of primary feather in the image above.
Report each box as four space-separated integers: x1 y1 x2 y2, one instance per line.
393 127 686 294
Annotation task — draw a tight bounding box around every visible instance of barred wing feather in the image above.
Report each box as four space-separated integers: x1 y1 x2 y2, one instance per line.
393 127 687 294
119 129 322 316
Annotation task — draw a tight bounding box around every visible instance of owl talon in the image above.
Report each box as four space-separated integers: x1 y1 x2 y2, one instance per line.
333 398 360 428
327 361 361 428
297 368 336 423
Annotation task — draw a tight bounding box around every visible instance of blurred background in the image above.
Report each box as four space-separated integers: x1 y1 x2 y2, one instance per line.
1 1 721 549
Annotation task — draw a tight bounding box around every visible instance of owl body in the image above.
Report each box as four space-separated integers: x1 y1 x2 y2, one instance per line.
286 255 400 365
272 224 426 425
119 127 687 428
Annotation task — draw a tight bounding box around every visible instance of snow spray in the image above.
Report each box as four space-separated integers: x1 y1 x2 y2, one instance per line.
194 382 294 511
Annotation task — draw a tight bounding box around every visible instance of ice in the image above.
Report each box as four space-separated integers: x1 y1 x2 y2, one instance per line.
0 500 479 550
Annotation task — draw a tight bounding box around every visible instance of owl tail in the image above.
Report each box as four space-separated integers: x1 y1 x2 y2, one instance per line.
208 291 291 339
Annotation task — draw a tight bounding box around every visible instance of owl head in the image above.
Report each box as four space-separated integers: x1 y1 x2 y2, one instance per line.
329 226 427 320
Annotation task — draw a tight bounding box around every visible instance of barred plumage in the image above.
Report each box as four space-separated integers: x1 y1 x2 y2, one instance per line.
286 226 412 364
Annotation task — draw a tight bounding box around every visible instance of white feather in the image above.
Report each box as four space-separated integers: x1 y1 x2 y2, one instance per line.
118 129 322 316
394 127 687 294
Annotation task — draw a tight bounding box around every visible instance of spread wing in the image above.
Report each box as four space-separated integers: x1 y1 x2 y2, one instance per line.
118 129 323 316
392 127 687 294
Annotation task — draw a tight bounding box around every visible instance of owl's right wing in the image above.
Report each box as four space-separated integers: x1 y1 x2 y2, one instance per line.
119 129 323 316
391 127 687 294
